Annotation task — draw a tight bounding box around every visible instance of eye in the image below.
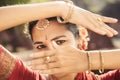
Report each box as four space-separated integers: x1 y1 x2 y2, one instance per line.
56 40 66 45
36 45 46 49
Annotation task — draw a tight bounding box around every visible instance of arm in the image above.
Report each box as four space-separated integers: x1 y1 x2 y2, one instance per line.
77 50 120 80
0 45 46 80
8 58 46 80
0 45 16 80
30 46 120 74
88 49 120 70
0 1 64 31
0 1 118 37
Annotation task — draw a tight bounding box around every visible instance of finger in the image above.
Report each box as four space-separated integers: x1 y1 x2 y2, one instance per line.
49 55 58 62
30 50 56 58
31 62 60 70
101 27 113 37
29 58 45 66
81 15 108 35
95 14 118 23
98 21 118 37
41 68 64 74
79 18 107 35
48 62 61 69
89 15 117 37
31 64 48 70
30 55 58 67
80 23 107 35
100 16 118 23
41 66 77 74
103 24 118 36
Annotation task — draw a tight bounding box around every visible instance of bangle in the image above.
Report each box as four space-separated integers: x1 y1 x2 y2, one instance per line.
57 0 74 23
86 51 91 73
99 50 104 74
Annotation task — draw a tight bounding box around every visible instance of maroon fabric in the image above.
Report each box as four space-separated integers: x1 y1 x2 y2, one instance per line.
7 58 120 80
100 70 120 80
75 72 98 80
76 70 120 80
8 58 46 80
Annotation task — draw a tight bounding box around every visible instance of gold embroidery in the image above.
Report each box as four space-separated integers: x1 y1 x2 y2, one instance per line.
0 46 16 80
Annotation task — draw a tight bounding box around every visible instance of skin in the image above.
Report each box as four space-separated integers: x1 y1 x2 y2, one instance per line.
0 1 118 36
29 20 120 80
0 1 119 79
30 20 88 80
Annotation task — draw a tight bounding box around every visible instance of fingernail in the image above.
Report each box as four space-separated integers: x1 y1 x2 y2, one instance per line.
114 31 118 35
114 19 118 22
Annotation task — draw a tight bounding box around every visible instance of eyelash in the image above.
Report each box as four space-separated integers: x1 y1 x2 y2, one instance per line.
36 45 46 49
55 40 66 45
36 40 66 49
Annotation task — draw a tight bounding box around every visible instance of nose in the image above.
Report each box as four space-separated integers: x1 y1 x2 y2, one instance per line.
46 41 59 50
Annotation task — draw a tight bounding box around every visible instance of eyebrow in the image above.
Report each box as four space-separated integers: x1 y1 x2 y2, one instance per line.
34 35 66 44
34 41 43 45
51 35 66 41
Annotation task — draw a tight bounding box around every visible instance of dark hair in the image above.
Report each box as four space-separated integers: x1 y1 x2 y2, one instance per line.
27 17 79 39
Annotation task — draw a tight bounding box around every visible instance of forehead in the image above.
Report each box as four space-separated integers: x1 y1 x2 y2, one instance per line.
32 20 74 42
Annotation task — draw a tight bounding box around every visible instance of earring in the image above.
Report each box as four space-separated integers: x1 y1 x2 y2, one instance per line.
81 41 87 50
78 41 87 50
35 19 49 30
78 44 83 50
85 36 90 42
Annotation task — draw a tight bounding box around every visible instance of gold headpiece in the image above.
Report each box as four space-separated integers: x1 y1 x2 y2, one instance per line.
35 19 50 30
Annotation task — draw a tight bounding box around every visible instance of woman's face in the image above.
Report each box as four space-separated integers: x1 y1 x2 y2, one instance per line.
32 20 78 52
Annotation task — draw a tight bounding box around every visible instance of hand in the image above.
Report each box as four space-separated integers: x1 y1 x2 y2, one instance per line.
29 46 88 74
62 5 118 37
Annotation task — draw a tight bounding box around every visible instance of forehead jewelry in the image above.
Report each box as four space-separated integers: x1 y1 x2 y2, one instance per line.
35 19 50 40
35 19 49 30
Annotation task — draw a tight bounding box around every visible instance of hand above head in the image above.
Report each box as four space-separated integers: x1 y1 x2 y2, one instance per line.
60 2 118 37
29 46 88 74
0 0 118 37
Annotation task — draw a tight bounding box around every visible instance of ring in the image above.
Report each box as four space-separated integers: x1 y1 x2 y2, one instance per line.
97 18 102 22
44 56 50 63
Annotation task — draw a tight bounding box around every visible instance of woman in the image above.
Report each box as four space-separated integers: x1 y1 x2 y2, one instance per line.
0 17 120 80
0 16 99 80
28 17 90 80
0 17 90 80
0 1 120 80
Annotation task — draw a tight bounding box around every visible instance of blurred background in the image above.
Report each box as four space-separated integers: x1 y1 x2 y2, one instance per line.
0 0 120 69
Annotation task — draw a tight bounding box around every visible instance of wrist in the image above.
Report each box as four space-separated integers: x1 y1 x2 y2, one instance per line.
87 51 101 70
78 51 88 72
57 1 69 19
